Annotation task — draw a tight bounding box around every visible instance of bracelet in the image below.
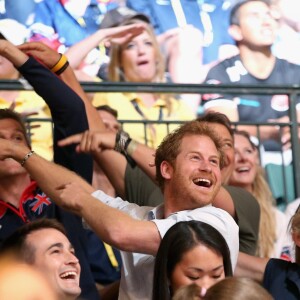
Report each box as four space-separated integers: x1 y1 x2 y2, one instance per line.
126 139 138 156
55 60 69 75
50 54 68 74
20 150 35 167
114 130 131 154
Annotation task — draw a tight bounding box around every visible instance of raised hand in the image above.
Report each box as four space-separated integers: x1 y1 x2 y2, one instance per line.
101 23 146 47
58 130 117 153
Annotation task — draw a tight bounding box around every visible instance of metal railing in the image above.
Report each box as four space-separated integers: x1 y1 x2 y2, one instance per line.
2 80 300 206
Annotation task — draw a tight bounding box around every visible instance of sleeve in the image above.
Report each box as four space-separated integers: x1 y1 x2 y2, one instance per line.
125 163 164 207
225 186 260 255
17 56 93 183
92 190 151 219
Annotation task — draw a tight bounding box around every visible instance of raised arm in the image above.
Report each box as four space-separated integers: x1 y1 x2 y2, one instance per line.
18 42 104 131
58 129 157 198
0 137 160 255
65 24 145 71
0 40 92 177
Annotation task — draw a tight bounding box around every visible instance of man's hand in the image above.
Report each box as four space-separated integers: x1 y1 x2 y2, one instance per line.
56 181 91 215
58 130 116 153
18 42 61 69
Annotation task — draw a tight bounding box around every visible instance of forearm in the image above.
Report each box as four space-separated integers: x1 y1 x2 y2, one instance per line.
58 64 105 131
65 29 106 70
94 150 127 198
0 40 28 67
23 151 94 201
80 194 160 254
234 252 268 282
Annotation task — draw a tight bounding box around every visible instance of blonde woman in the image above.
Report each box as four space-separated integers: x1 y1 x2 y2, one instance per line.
229 130 291 258
93 18 195 148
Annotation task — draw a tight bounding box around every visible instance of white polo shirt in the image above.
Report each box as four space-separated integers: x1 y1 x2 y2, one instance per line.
92 190 239 300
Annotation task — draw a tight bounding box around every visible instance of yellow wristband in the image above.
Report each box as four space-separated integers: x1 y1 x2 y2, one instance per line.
51 54 68 73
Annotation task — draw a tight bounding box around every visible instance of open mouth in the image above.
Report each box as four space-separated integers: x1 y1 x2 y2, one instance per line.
193 178 212 188
137 60 149 66
236 166 250 173
60 271 77 280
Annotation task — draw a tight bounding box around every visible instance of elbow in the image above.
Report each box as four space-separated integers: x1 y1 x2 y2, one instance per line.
105 225 134 252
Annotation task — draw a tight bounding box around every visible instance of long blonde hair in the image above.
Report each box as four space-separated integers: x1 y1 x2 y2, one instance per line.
234 130 276 258
252 166 277 257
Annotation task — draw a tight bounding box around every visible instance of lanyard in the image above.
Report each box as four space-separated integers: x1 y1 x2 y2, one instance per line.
130 99 164 121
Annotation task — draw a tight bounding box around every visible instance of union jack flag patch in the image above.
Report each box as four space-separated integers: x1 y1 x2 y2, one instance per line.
30 193 52 215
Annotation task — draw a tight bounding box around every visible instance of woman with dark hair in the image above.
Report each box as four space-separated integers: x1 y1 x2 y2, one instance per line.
152 220 232 300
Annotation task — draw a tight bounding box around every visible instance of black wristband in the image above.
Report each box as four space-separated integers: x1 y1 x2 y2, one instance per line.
114 130 131 154
55 60 69 75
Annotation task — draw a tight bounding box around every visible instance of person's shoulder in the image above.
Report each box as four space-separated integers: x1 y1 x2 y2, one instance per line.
189 206 237 229
209 55 241 72
224 185 260 211
205 55 241 82
276 57 300 71
266 257 297 272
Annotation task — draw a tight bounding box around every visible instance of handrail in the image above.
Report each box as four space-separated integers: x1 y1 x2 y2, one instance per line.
2 79 300 202
2 79 300 94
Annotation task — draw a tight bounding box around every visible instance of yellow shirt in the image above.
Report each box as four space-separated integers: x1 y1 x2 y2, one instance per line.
0 91 53 160
93 92 195 148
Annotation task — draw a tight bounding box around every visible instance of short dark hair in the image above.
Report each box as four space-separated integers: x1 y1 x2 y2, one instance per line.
95 105 118 119
198 112 234 138
0 108 31 147
230 0 271 25
152 221 233 300
0 219 67 264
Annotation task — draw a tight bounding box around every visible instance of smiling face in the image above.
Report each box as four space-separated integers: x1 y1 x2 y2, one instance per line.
229 133 258 192
0 118 29 178
162 135 222 212
230 1 278 48
120 30 157 82
26 228 81 300
208 123 235 185
170 243 225 293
